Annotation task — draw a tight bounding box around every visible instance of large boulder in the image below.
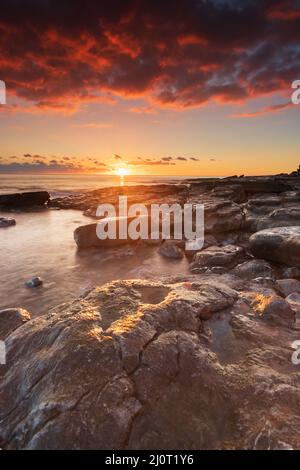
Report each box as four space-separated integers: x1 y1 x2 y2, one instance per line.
74 215 152 249
0 191 50 208
250 226 300 268
74 222 137 249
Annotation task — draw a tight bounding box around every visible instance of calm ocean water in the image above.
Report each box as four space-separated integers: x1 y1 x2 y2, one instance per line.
0 173 191 315
0 208 189 315
0 174 189 196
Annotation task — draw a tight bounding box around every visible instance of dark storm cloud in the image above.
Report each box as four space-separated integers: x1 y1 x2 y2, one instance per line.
1 0 300 111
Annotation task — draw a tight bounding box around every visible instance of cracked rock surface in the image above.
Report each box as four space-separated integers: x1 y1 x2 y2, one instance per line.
0 276 299 450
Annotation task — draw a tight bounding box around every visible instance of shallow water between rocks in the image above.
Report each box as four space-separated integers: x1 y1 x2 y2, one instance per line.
0 208 189 315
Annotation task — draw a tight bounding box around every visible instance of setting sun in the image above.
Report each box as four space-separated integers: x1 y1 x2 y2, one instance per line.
116 168 130 177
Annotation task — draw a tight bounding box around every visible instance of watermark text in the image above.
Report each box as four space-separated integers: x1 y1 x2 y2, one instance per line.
96 196 204 250
0 80 6 104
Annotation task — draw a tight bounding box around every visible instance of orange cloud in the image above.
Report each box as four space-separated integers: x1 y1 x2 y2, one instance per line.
231 101 294 118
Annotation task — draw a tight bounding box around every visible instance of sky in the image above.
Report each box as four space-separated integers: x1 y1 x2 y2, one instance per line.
0 0 300 176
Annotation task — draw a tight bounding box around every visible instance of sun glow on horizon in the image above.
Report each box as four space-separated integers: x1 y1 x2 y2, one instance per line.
116 168 130 177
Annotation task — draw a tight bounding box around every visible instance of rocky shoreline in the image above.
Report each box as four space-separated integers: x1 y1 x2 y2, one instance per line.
1 174 300 449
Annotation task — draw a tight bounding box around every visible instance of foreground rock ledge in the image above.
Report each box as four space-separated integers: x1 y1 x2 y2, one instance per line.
0 277 299 450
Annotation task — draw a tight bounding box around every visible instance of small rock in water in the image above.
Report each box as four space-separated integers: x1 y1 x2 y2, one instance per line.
25 277 43 288
0 217 16 228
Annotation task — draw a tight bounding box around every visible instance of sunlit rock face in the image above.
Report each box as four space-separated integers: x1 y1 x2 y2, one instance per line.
0 276 299 450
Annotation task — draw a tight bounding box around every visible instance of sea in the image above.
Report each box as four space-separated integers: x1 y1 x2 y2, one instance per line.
0 174 192 315
0 173 189 196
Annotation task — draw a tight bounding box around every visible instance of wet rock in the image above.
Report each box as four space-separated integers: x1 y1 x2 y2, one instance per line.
0 308 31 340
74 213 157 249
281 267 300 279
191 245 245 271
75 222 109 249
250 226 300 268
74 221 132 249
158 240 184 259
249 293 295 327
0 191 50 208
276 279 300 297
139 231 163 246
232 259 274 280
256 207 300 231
184 234 217 259
205 201 244 233
25 277 43 288
241 178 292 194
203 234 218 248
252 277 276 288
281 191 300 204
285 292 300 315
210 266 227 275
246 196 281 215
0 217 16 228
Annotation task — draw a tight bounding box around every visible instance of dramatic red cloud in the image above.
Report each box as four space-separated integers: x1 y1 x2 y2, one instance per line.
0 0 300 114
